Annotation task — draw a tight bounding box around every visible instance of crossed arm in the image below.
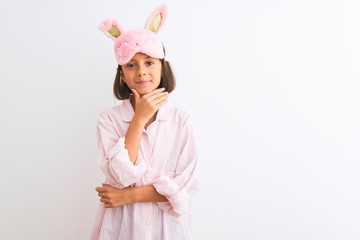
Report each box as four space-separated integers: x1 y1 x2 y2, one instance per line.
96 184 167 208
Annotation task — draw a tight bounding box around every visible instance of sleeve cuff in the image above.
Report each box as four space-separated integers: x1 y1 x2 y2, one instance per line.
153 175 189 216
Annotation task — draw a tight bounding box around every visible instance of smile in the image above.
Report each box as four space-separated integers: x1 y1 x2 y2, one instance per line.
136 80 151 85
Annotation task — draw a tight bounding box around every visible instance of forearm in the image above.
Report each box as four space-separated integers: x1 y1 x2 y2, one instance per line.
96 184 168 208
133 185 168 203
125 118 145 164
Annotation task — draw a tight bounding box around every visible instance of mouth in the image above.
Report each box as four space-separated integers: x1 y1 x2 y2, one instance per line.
136 80 151 86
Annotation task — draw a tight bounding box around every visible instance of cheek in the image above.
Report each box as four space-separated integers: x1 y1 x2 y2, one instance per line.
154 74 162 82
122 71 133 80
155 68 162 79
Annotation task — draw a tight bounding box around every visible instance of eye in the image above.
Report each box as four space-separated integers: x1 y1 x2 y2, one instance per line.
145 61 154 66
125 63 135 69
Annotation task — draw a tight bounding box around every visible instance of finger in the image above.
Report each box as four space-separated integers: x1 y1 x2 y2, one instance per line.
100 197 109 203
104 203 112 208
98 192 106 197
156 98 168 108
152 94 169 106
147 98 168 113
102 183 110 186
154 92 169 101
98 192 111 198
143 87 165 98
95 187 107 193
147 91 168 102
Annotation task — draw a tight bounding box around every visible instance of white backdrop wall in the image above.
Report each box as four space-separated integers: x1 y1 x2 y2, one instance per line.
1 0 359 239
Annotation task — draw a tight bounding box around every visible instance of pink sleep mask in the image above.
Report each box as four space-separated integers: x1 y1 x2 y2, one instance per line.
99 4 168 65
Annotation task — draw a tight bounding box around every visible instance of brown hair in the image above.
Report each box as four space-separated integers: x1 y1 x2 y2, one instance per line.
113 58 176 100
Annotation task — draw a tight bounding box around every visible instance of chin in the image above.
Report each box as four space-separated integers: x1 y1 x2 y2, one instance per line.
137 87 156 95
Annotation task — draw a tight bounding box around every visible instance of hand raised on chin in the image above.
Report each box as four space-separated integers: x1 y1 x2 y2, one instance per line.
131 88 168 126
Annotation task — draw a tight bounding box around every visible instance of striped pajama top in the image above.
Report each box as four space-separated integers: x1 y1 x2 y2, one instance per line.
91 98 199 240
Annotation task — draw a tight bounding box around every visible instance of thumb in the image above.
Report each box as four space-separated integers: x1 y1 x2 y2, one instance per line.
131 88 140 100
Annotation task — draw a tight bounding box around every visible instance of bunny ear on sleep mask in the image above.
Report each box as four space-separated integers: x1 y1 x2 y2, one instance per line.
98 4 169 65
144 4 168 33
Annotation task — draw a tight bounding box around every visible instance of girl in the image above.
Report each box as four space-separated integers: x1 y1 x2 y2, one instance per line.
91 4 199 240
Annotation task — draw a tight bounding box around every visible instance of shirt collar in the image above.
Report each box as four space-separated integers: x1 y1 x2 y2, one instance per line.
120 98 169 123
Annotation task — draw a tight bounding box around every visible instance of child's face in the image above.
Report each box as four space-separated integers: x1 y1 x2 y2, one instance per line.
121 52 162 96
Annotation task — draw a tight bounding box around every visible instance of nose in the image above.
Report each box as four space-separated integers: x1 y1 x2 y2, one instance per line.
138 68 147 76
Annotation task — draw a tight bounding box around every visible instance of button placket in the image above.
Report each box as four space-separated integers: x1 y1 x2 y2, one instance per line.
148 121 160 162
142 131 152 183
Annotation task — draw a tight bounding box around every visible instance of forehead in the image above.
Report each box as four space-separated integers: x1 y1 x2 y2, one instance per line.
129 52 151 62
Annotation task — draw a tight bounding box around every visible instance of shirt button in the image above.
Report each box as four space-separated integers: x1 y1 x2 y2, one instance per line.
145 221 150 226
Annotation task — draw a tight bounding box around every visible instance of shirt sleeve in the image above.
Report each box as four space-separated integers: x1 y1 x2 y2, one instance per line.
96 111 147 189
152 115 199 217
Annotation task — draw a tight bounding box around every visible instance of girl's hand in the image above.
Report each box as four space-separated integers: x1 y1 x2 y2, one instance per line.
96 184 134 208
131 88 168 125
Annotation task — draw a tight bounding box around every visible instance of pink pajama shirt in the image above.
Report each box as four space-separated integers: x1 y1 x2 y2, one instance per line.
91 99 199 240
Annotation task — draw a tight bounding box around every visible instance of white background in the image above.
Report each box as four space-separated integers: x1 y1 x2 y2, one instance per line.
1 0 359 239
